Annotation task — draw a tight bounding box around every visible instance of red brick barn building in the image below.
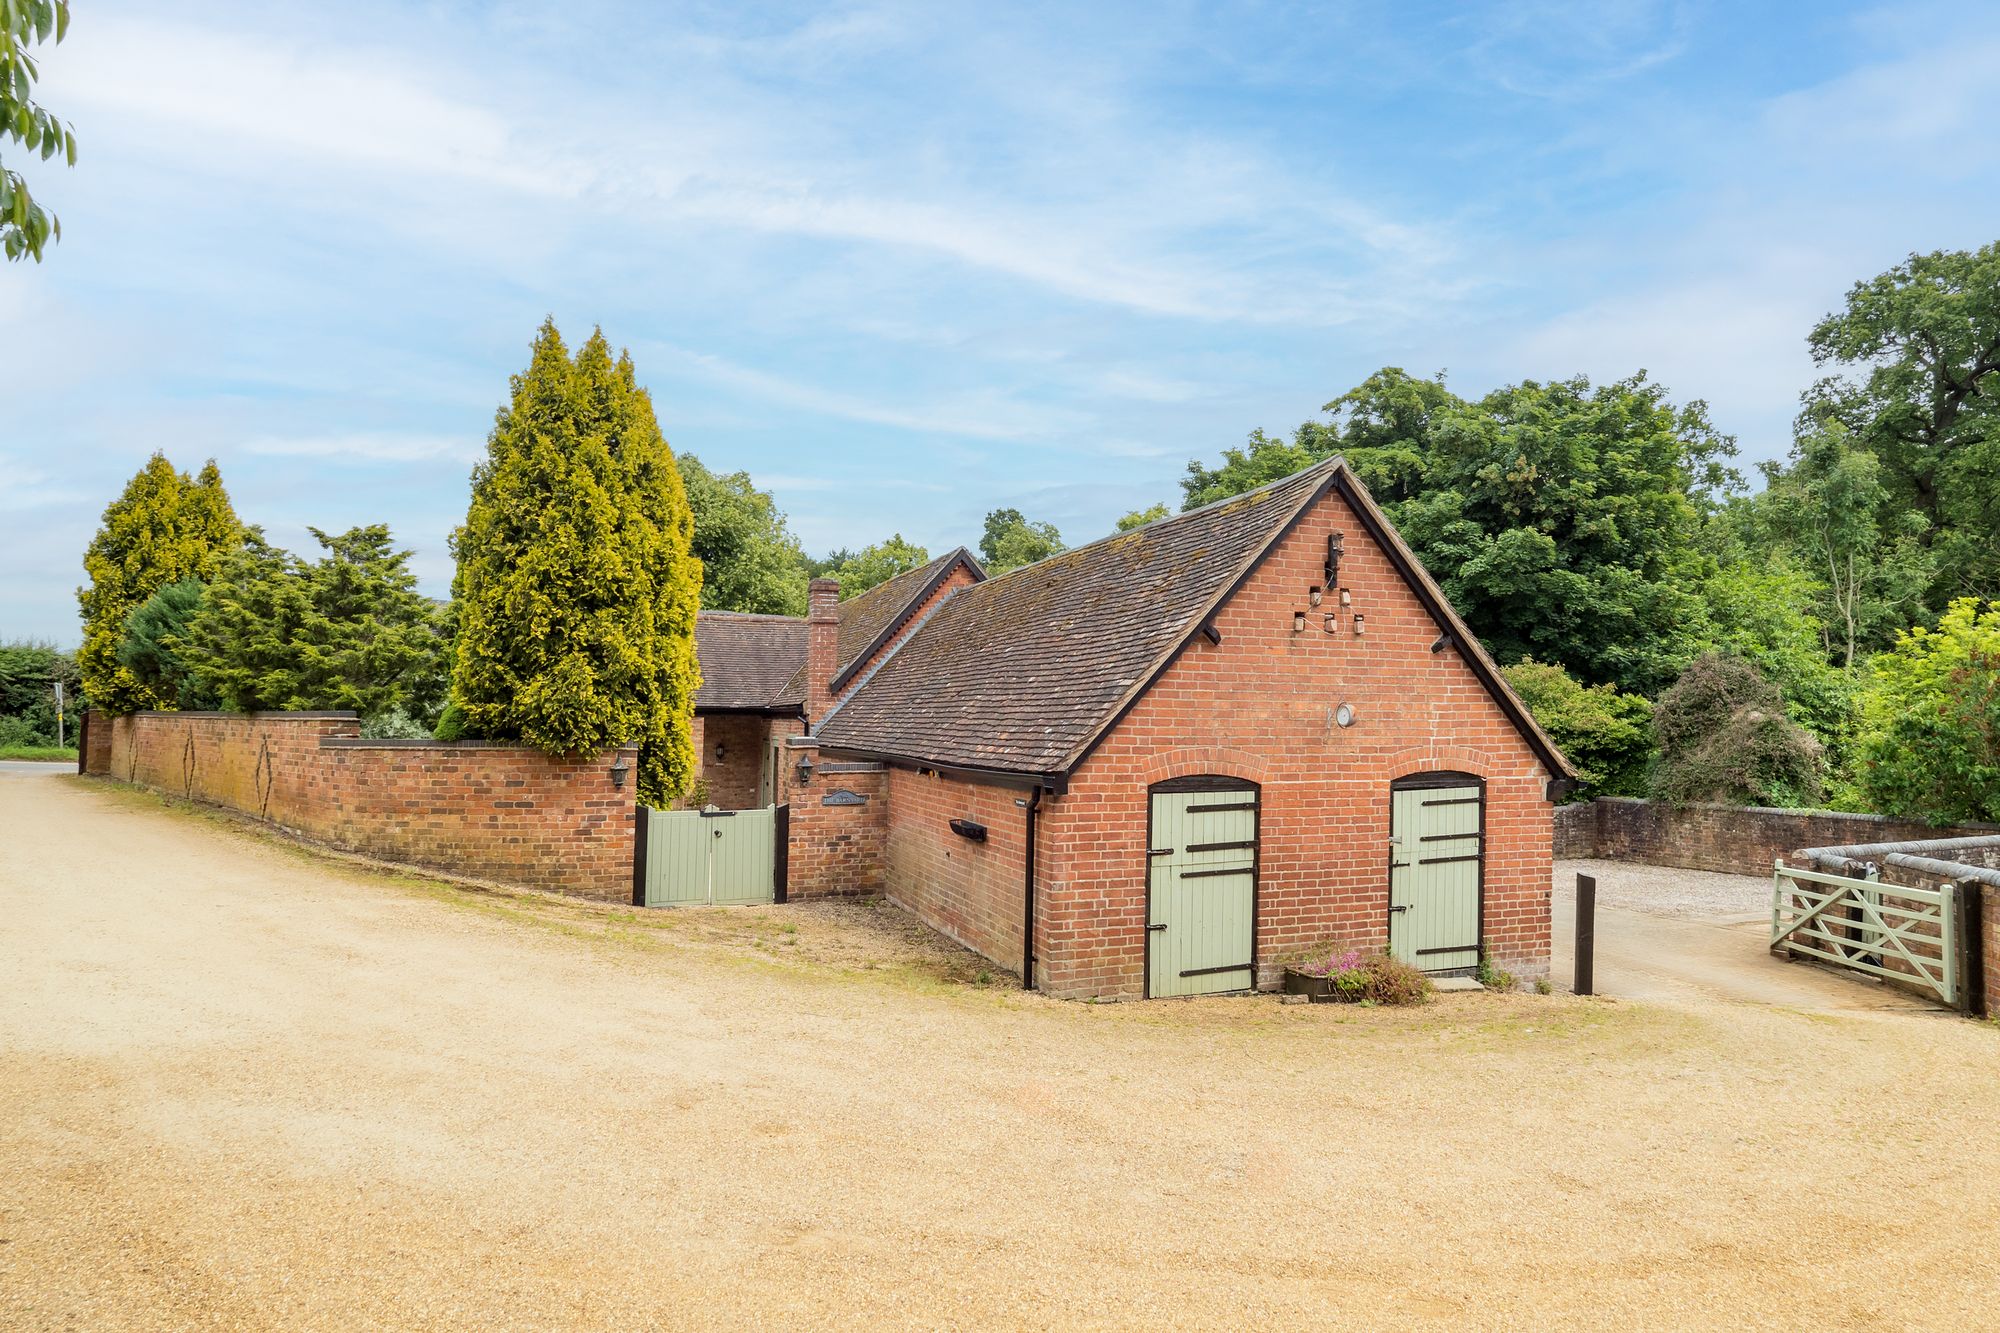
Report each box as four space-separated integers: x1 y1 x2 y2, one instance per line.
687 458 1571 1000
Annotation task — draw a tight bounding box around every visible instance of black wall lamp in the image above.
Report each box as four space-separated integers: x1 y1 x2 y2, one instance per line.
609 754 630 788
714 740 727 762
795 753 815 785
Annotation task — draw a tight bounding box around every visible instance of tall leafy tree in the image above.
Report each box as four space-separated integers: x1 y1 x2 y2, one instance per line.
1742 421 1932 667
1699 559 1855 750
1852 598 2000 824
1396 374 1737 695
979 507 1064 573
1 0 75 262
1805 242 2000 605
76 455 240 713
1184 369 1733 693
1115 503 1170 533
452 320 702 804
819 536 929 598
1182 369 1458 508
680 454 809 615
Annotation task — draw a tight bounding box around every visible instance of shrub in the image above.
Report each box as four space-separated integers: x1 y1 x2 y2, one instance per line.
1853 599 2000 824
1500 659 1654 797
1652 653 1823 806
1290 943 1431 1006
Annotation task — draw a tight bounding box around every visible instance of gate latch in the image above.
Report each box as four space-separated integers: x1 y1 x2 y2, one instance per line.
1147 923 1168 932
1389 903 1411 913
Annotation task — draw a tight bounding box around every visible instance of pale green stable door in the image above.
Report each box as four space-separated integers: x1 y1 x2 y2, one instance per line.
1147 785 1257 997
1387 779 1482 973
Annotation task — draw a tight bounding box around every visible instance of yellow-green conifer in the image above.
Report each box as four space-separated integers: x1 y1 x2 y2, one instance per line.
451 320 702 804
76 454 241 713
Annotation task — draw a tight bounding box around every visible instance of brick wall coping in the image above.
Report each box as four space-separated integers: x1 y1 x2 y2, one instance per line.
1797 834 2000 889
122 709 360 721
1601 793 2000 832
317 738 638 753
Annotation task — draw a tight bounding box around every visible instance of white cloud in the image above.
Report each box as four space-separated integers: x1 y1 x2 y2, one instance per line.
43 11 1451 328
241 433 482 465
646 344 1092 442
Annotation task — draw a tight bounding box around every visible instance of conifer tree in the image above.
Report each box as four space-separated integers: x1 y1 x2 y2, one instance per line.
451 320 702 804
76 454 240 713
182 525 444 720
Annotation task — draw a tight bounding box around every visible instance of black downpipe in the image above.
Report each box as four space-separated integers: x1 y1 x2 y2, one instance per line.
1021 787 1042 990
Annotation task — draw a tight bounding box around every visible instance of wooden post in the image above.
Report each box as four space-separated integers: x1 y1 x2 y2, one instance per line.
773 802 790 905
630 806 650 908
1956 881 1985 1017
1574 872 1596 996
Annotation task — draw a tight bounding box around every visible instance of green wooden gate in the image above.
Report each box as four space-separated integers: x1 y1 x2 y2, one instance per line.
1388 773 1483 973
1771 862 1959 1007
638 806 779 907
1146 778 1258 998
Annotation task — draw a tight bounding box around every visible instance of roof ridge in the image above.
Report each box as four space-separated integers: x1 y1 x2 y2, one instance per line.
974 454 1344 590
1050 458 1343 772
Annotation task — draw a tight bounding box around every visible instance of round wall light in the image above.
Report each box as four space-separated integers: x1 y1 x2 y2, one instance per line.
1334 703 1357 728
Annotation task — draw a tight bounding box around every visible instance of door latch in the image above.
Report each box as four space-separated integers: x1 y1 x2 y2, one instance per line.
1147 923 1168 932
1389 903 1411 913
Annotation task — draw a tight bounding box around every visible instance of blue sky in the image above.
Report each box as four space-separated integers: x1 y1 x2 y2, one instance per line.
6 0 2000 643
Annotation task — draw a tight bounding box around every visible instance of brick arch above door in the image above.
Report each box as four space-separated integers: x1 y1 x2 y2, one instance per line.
1131 745 1274 788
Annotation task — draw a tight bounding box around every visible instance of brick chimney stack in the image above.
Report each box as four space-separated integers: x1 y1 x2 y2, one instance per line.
806 577 840 730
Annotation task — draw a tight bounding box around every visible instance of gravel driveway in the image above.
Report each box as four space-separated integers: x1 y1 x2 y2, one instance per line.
6 777 1998 1329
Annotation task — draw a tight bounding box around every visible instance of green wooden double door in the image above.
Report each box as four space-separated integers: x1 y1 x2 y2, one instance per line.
1145 772 1486 996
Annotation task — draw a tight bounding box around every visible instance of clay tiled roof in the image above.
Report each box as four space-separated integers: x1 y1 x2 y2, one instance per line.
815 457 1574 782
815 461 1339 776
694 548 984 714
772 549 983 707
692 612 807 711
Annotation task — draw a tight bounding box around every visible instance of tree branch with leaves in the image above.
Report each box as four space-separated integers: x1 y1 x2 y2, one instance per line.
1 0 76 262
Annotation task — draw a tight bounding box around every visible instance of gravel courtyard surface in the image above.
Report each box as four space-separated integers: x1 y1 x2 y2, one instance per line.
6 777 1998 1330
1556 856 1775 919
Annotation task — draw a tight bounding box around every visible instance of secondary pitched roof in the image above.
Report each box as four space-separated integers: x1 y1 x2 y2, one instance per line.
772 548 982 708
693 612 808 712
815 457 1572 782
693 548 985 713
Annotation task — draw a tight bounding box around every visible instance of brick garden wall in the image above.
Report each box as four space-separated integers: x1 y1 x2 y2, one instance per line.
880 766 1031 973
1561 797 1997 876
1033 487 1554 999
783 751 887 899
86 710 636 901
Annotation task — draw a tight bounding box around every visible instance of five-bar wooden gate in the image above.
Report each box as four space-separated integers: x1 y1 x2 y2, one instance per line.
1771 861 1959 1008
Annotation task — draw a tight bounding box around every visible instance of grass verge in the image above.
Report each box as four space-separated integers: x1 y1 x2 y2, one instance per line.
0 745 77 762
